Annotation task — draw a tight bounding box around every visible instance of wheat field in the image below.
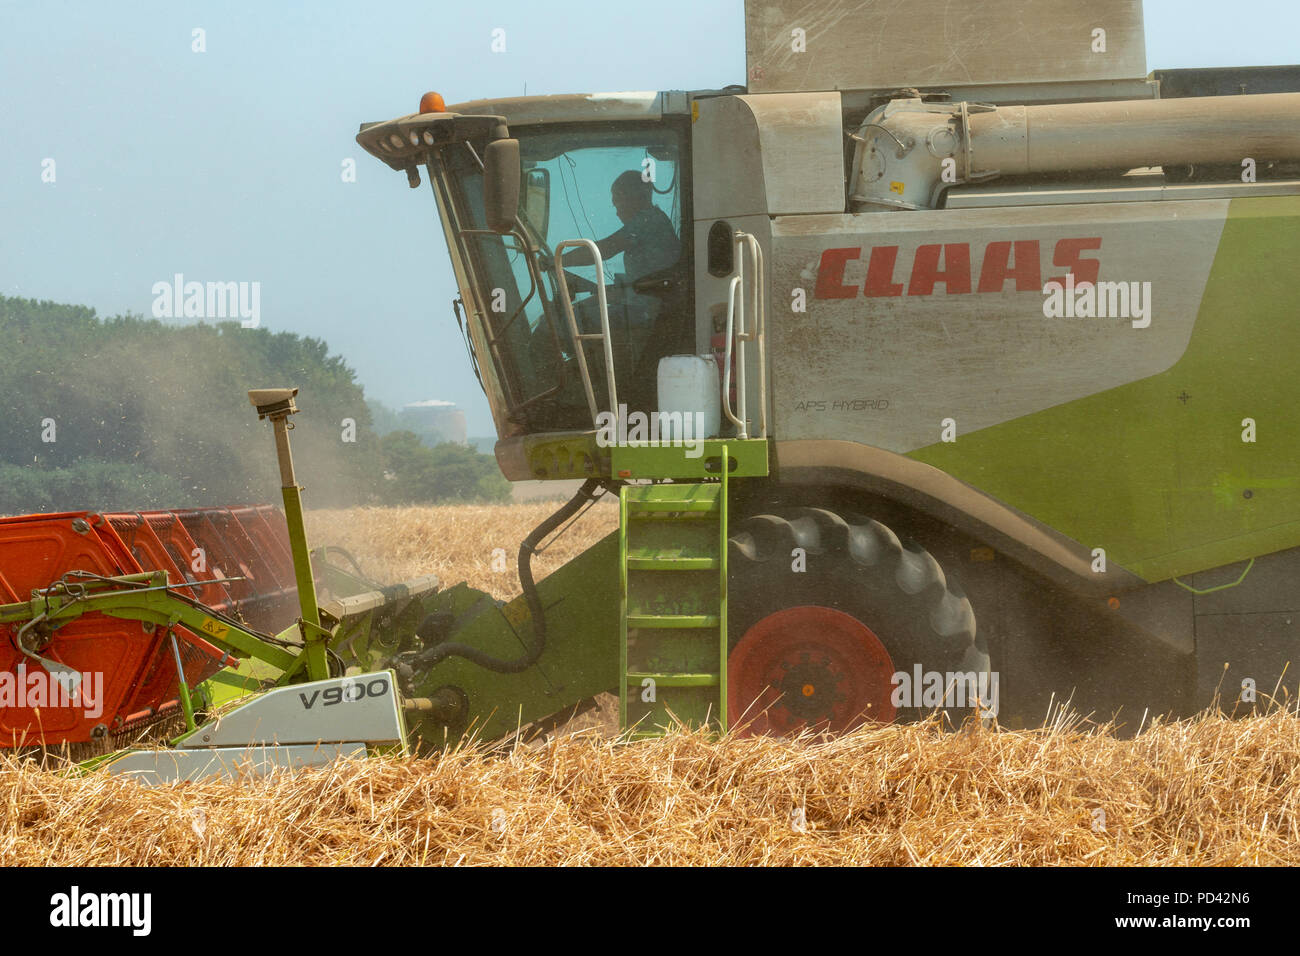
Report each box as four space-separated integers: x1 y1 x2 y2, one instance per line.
1 501 1296 866
304 499 620 599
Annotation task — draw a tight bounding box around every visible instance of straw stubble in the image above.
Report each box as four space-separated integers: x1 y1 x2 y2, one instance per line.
1 711 1296 866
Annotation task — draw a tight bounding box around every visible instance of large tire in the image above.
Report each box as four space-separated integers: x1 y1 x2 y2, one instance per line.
727 507 990 735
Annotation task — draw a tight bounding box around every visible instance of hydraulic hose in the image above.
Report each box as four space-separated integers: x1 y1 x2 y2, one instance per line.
411 478 602 673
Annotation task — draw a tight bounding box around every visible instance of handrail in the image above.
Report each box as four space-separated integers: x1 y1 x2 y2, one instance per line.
722 275 746 437
553 239 618 426
740 232 767 438
722 232 768 440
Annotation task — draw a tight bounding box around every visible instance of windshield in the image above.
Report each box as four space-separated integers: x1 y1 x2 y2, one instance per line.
438 122 690 433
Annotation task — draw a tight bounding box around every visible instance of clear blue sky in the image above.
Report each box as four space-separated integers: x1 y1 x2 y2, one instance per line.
1 0 1295 436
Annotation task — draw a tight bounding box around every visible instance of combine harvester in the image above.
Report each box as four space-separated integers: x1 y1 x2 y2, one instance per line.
3 0 1299 780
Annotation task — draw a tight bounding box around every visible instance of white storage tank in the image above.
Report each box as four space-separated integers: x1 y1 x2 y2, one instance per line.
657 355 721 442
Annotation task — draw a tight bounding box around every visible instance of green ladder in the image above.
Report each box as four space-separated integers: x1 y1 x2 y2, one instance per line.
618 464 729 738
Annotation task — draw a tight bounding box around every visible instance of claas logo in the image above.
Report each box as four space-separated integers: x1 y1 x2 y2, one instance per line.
814 238 1102 298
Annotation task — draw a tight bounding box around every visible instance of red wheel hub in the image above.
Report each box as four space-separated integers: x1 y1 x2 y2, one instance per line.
728 606 897 736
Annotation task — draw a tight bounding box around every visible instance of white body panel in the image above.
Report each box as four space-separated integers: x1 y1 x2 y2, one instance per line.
101 673 405 786
105 743 368 785
768 200 1228 452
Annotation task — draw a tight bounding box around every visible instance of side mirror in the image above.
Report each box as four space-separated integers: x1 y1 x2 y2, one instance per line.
483 138 521 234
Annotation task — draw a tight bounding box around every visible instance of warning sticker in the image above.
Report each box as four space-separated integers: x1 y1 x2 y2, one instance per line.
199 617 229 640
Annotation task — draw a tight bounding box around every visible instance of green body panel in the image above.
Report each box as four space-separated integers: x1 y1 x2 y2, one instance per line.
908 196 1300 582
200 664 271 708
519 432 611 480
405 533 623 745
611 438 769 480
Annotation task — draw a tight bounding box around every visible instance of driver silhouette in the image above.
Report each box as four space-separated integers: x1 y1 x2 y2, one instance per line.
562 170 679 281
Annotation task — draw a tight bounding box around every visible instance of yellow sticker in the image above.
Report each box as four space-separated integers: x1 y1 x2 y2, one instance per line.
890 181 905 195
691 101 699 123
199 617 229 640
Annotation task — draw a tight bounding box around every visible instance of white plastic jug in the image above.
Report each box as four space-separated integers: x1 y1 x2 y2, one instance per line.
657 355 721 442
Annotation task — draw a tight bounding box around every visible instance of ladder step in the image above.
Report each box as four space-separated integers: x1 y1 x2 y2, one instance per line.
623 485 721 512
626 500 720 515
626 555 719 571
626 613 720 629
626 672 720 687
623 483 721 501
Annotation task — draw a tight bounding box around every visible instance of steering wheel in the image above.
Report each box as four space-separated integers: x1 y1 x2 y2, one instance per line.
528 239 601 298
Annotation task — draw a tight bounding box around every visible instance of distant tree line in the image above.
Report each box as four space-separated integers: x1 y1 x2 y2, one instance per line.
0 295 509 514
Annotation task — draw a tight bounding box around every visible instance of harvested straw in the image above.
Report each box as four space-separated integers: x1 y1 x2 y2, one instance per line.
2 709 1296 866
